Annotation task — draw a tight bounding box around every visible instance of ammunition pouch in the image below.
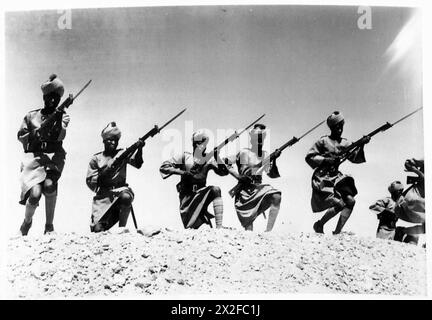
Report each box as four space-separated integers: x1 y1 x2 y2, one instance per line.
25 140 63 154
176 181 205 194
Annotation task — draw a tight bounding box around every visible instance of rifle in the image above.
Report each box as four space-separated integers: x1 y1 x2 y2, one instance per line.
27 79 92 151
228 120 326 197
162 114 266 179
327 107 423 170
106 108 187 176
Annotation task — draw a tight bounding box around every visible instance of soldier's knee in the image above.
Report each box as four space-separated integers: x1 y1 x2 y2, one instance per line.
118 192 133 207
28 186 42 205
209 186 222 198
272 193 282 205
344 196 356 209
333 200 344 212
43 179 57 195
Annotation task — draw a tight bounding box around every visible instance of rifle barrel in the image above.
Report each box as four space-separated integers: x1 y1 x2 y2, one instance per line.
391 107 422 127
158 108 187 132
73 80 92 100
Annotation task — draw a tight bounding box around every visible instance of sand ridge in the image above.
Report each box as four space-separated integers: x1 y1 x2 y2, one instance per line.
5 226 427 298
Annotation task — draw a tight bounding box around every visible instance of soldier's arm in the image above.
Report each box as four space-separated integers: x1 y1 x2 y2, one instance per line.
305 139 326 169
54 112 70 141
369 198 389 216
128 145 144 169
346 139 366 164
86 156 100 192
160 153 185 177
17 114 30 147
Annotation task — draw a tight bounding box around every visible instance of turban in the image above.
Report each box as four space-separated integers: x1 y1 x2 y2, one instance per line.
249 123 267 141
192 129 210 146
327 111 345 128
388 181 404 193
101 122 122 141
41 74 65 97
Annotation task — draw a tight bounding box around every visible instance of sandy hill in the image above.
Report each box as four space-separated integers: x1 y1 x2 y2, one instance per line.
4 227 427 298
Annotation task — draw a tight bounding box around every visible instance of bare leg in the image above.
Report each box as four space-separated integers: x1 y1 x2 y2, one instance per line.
265 194 281 232
21 185 42 235
44 192 57 226
333 196 355 235
313 200 343 233
117 192 133 227
118 207 131 227
43 179 58 234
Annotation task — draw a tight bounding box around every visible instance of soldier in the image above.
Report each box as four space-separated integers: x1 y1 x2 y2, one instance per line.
86 122 144 232
369 181 404 240
17 74 71 235
305 111 369 235
160 129 228 229
394 158 425 245
232 124 282 232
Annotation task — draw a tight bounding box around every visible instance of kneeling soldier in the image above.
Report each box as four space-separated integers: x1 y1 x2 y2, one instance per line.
369 181 404 240
232 124 282 232
86 122 144 232
160 129 228 229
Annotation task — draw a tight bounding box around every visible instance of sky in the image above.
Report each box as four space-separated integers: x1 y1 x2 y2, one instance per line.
2 5 424 240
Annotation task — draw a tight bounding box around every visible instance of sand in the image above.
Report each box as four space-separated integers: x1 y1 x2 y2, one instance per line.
4 226 427 298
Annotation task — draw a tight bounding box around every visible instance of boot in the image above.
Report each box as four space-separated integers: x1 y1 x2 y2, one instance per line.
20 219 32 236
44 223 54 235
313 220 324 233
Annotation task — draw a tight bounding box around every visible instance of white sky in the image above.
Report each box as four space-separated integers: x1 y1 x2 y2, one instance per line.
0 0 431 300
2 4 425 239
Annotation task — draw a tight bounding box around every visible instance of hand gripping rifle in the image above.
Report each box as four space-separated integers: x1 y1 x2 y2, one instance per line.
327 107 423 170
27 80 92 151
228 120 326 197
106 108 187 176
162 114 266 180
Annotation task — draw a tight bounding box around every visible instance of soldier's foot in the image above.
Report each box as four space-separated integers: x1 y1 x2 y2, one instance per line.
313 220 324 234
137 227 161 237
20 220 32 236
115 227 130 235
44 223 55 235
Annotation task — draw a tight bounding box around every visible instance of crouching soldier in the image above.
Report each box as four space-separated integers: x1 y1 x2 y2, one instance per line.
369 181 404 240
17 74 70 235
232 124 282 232
86 122 144 232
394 158 425 245
306 111 369 235
160 129 228 229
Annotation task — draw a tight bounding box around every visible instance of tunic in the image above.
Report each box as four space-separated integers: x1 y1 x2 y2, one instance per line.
160 152 228 229
17 108 70 204
395 181 425 224
86 149 143 228
305 135 365 212
233 148 281 228
369 197 398 240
